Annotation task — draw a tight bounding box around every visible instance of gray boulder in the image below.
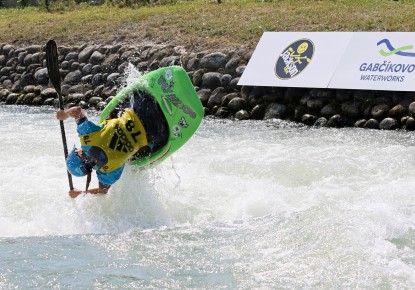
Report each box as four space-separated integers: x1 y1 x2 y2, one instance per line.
202 72 222 89
220 74 232 87
20 72 36 87
92 73 104 87
222 92 239 107
225 57 241 75
379 117 398 130
89 51 105 65
371 104 390 119
341 101 360 118
364 118 379 129
41 88 58 99
101 54 121 72
321 103 339 117
200 52 227 70
235 65 246 77
82 63 93 76
250 104 266 120
408 102 415 116
159 55 180 67
389 104 407 118
207 87 226 108
405 117 415 130
302 114 318 126
186 57 200 71
197 89 211 106
327 114 343 128
34 68 49 84
6 93 19 104
106 72 120 86
78 46 96 63
0 88 10 101
314 117 328 127
228 97 247 112
65 52 79 62
235 109 250 120
63 70 82 85
192 69 204 87
354 119 366 128
215 107 230 118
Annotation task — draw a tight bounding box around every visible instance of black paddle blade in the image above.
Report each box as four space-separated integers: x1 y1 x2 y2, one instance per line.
46 40 74 190
46 40 62 96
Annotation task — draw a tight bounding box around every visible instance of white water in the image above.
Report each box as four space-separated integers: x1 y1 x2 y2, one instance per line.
0 104 415 288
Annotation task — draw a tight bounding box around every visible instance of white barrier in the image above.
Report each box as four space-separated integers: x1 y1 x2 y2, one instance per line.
238 32 415 92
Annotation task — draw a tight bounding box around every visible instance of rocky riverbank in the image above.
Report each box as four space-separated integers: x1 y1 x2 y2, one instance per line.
1 42 415 130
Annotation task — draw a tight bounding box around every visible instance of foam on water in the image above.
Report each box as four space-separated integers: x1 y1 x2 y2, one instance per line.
0 104 415 287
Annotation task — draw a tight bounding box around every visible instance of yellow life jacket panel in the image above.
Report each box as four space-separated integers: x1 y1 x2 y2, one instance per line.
80 109 148 172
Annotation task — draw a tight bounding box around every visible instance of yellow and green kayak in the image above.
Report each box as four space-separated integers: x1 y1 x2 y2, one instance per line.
99 66 204 167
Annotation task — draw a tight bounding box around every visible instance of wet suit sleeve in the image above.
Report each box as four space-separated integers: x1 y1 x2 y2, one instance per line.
77 118 103 135
99 182 111 190
96 165 125 188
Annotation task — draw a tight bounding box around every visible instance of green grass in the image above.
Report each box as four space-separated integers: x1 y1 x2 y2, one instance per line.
1 0 415 51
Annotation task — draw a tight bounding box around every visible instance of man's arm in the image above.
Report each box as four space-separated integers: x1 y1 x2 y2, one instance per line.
69 187 109 198
56 106 85 121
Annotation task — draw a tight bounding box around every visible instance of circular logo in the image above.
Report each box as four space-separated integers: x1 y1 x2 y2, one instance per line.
275 39 314 80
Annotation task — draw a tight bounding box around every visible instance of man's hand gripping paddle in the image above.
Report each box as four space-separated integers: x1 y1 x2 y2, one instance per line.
46 40 74 191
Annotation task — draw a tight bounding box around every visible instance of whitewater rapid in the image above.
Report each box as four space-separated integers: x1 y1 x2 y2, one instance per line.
0 104 414 288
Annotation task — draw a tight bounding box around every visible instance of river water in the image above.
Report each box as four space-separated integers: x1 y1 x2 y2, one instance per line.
0 104 414 289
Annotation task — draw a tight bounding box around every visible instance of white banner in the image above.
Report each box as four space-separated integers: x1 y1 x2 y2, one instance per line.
239 32 415 91
329 32 415 91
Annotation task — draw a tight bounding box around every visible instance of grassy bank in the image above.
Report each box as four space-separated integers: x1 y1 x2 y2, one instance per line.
1 0 415 51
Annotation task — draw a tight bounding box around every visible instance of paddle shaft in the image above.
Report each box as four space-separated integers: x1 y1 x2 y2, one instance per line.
58 106 74 191
46 40 74 191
